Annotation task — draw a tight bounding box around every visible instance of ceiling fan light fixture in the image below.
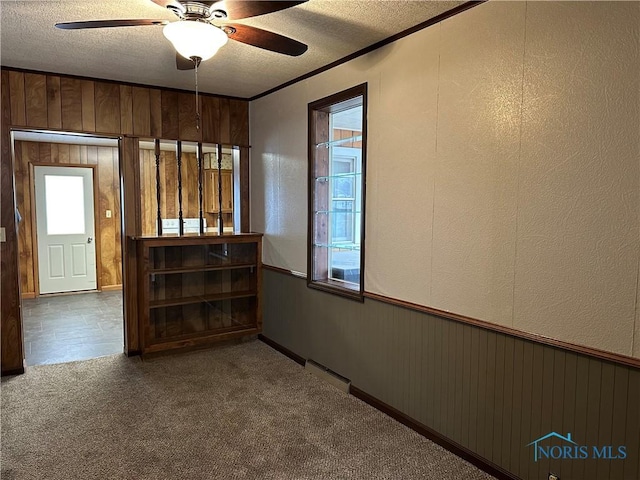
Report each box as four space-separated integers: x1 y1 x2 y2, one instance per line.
163 20 228 61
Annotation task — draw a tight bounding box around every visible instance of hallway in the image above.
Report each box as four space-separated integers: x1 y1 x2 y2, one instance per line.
22 291 123 366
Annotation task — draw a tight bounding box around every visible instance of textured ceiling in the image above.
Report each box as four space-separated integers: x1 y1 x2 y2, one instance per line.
0 0 464 98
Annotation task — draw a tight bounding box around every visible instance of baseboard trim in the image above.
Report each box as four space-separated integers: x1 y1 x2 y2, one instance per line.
259 334 519 480
24 286 124 297
258 334 305 366
349 386 520 480
101 285 123 292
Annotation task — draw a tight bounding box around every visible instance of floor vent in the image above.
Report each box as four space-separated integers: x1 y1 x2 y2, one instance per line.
305 359 351 393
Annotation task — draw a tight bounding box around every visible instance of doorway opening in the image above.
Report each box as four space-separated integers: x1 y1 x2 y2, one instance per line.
12 129 124 366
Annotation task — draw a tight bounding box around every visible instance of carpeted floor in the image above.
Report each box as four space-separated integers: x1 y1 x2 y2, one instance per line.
1 341 495 480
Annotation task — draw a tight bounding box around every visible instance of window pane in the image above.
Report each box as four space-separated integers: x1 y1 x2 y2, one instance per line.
333 159 352 174
330 248 361 284
327 107 362 283
331 200 354 242
309 84 366 297
45 175 85 235
333 176 355 198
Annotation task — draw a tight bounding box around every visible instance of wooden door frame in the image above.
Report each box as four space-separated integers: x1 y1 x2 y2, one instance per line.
29 162 101 297
9 129 128 370
120 135 142 355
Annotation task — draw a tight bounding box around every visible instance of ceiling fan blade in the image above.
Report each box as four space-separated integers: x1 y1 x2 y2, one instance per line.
224 24 307 56
176 53 196 70
55 19 168 30
213 1 307 20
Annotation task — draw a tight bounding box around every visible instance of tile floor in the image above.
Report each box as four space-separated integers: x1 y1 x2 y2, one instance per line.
22 291 124 366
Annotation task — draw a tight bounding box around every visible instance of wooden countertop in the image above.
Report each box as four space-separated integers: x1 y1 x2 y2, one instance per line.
129 232 263 242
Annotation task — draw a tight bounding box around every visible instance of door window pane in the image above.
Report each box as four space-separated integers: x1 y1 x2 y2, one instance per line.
45 175 85 235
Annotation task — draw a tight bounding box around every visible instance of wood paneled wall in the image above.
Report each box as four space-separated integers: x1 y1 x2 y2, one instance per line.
13 141 122 296
139 149 218 236
1 67 250 374
263 268 640 480
6 70 248 144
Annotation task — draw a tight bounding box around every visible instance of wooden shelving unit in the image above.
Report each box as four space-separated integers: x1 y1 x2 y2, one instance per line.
132 233 262 355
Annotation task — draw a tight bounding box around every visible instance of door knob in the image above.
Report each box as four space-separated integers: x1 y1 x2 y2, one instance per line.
87 237 93 243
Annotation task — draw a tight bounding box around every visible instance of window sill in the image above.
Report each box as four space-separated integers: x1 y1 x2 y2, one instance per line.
307 279 364 302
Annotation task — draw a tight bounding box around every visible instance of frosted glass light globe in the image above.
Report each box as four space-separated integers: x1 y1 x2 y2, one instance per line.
163 21 228 61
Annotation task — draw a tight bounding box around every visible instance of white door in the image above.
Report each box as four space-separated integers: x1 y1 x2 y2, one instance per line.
35 166 97 294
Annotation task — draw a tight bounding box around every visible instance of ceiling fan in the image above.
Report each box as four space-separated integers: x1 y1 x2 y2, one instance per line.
55 1 309 70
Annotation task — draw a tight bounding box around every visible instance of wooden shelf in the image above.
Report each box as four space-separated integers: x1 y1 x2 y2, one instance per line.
149 290 256 309
149 263 256 275
149 323 256 346
133 234 263 355
144 327 260 354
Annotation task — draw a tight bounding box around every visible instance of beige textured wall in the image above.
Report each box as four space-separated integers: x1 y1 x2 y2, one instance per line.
250 1 640 357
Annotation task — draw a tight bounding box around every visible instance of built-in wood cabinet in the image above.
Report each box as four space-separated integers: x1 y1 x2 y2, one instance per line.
133 233 262 355
204 169 233 213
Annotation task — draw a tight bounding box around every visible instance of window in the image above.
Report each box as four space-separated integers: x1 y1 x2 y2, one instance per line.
308 84 367 300
44 175 86 235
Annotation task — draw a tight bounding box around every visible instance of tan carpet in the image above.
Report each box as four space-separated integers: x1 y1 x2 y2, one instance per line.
1 340 495 479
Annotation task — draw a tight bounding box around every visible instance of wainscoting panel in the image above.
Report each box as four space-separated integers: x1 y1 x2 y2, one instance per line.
263 268 640 480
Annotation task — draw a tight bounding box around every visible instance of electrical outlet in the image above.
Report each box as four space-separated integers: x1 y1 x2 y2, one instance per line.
106 210 112 218
549 474 559 480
